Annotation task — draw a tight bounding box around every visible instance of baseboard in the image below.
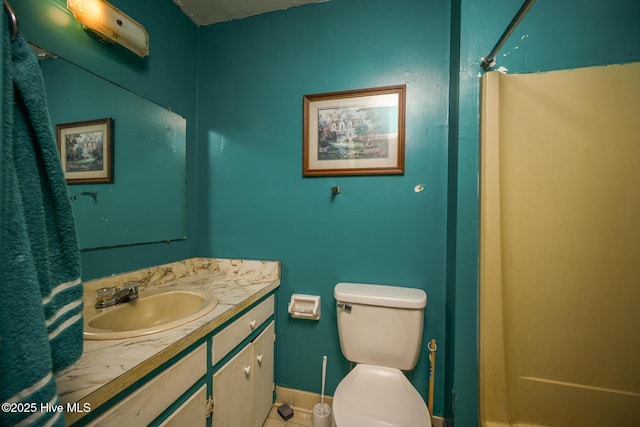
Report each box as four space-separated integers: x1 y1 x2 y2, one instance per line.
275 385 332 411
432 416 447 427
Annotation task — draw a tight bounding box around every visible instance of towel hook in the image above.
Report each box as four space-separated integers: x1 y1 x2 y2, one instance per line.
80 191 97 200
4 0 18 40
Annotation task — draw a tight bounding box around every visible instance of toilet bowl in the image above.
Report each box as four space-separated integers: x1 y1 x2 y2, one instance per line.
332 282 431 427
331 364 431 427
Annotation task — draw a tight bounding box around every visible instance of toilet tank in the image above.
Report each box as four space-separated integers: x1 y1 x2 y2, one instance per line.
334 282 427 370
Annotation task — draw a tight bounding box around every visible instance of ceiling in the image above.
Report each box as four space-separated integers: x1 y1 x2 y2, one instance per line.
173 0 330 26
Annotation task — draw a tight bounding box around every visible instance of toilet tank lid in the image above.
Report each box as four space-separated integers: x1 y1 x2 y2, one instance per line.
334 283 427 309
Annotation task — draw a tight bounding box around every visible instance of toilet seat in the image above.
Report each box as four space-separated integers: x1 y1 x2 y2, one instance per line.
332 364 432 427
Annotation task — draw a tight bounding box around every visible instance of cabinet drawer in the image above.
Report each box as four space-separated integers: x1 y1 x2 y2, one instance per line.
212 295 274 365
88 343 207 426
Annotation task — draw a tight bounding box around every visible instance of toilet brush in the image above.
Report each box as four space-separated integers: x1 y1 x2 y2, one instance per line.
312 355 331 427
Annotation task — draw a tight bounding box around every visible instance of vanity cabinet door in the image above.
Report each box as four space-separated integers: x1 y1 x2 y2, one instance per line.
158 384 207 427
211 321 275 427
252 321 275 427
212 343 253 427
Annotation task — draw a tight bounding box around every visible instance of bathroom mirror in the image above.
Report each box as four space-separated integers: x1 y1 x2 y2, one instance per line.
35 46 187 250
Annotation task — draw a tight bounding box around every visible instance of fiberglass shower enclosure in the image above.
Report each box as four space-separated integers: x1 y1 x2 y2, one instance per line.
479 62 640 426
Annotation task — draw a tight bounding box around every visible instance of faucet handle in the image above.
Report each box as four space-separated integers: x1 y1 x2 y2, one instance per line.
96 287 118 303
126 285 139 300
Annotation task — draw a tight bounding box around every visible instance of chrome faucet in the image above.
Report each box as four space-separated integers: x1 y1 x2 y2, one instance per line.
95 283 139 308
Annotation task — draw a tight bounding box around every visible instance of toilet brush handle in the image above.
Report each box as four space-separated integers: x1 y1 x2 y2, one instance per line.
321 356 327 413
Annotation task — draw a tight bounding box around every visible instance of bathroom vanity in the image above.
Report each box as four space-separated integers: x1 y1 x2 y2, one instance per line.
56 258 280 426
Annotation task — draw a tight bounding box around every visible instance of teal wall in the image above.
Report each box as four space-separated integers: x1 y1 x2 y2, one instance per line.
452 1 640 425
7 0 640 425
13 0 199 279
196 0 452 416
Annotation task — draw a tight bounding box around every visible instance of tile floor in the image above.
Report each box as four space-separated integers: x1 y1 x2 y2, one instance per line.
262 405 314 427
262 386 332 427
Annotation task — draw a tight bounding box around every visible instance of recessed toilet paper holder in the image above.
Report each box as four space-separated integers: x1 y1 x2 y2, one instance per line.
288 294 321 320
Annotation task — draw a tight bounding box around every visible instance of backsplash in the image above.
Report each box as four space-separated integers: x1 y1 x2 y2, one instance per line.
84 258 280 294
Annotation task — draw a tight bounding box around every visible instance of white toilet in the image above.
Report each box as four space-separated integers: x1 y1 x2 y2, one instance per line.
331 282 431 427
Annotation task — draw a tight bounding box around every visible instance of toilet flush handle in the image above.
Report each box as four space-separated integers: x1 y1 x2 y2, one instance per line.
337 302 352 313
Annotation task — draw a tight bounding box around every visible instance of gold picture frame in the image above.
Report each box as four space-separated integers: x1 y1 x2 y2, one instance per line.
56 118 113 184
303 85 406 176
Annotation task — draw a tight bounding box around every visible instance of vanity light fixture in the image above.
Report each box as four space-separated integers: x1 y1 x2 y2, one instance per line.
67 0 149 57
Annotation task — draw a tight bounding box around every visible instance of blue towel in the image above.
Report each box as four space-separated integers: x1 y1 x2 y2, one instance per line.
1 29 84 427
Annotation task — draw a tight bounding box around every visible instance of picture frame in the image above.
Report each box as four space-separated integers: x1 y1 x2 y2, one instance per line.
303 84 406 176
56 118 113 184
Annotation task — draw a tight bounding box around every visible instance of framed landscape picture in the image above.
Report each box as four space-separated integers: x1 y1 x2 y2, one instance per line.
56 118 113 184
303 85 406 176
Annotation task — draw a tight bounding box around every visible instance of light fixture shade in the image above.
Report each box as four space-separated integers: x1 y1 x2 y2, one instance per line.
67 0 149 57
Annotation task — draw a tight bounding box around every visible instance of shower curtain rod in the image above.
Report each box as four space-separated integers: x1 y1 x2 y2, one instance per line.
480 0 536 70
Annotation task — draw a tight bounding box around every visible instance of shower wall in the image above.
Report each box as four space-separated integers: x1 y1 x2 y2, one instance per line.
479 62 640 426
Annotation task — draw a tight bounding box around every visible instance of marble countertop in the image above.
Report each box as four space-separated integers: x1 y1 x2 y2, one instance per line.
56 258 280 425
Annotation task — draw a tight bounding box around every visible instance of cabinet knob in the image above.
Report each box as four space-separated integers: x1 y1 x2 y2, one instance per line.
249 320 257 329
244 366 251 376
257 354 263 364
